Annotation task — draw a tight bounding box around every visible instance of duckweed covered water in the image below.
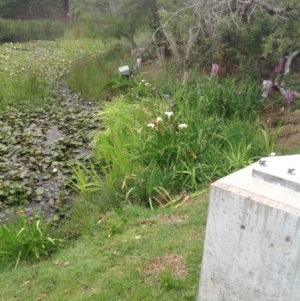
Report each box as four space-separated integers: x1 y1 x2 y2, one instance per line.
0 41 101 223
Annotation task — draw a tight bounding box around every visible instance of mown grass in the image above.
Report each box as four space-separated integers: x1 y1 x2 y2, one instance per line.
0 195 208 300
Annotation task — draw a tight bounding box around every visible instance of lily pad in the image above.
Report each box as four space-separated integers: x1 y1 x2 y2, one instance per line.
35 187 44 195
0 40 99 223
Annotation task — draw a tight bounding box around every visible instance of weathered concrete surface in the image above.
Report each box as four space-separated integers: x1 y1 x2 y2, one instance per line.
198 155 300 301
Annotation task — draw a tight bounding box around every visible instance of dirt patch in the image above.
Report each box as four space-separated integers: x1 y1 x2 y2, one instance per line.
260 105 300 151
144 254 188 282
277 124 300 150
145 213 188 225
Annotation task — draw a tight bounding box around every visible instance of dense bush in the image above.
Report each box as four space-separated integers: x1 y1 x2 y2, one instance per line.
73 75 279 207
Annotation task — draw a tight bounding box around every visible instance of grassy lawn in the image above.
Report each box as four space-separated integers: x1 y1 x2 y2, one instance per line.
0 194 208 301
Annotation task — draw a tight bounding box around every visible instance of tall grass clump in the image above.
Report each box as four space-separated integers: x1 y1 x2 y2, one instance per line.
0 214 62 270
74 74 278 207
61 34 105 60
67 43 137 100
0 18 69 43
0 71 51 111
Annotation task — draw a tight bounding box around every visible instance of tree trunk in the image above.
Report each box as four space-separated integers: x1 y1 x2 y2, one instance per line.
274 51 300 103
284 51 299 76
67 0 73 22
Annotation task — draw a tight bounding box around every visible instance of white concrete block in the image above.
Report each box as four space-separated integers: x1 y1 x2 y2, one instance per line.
198 154 300 301
118 65 130 76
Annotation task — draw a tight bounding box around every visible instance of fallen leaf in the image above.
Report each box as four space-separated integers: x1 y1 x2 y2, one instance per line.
63 261 70 267
21 280 30 287
35 294 47 301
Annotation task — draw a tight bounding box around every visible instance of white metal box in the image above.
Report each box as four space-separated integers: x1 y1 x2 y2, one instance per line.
118 65 130 76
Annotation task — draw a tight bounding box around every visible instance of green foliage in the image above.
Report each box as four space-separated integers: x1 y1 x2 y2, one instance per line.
154 0 300 76
0 40 102 224
70 161 104 197
0 182 29 205
259 125 282 155
0 215 62 270
0 198 208 300
0 0 28 18
72 0 300 75
219 15 274 77
159 270 184 290
0 72 51 111
67 43 135 99
186 77 262 120
0 0 64 19
0 18 69 43
104 208 128 238
263 16 300 55
74 0 156 48
74 73 275 207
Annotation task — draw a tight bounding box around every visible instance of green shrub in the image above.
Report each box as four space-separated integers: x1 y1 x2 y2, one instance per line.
219 16 274 78
73 74 276 207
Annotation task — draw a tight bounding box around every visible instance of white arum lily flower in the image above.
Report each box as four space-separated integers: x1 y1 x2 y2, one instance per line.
156 117 163 122
165 111 173 119
178 123 187 129
147 123 155 128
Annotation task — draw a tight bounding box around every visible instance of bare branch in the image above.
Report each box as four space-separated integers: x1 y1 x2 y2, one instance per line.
284 51 299 76
237 0 293 16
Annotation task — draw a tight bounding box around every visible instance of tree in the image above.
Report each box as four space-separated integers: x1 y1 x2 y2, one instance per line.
0 0 65 19
153 0 300 73
0 0 29 18
73 0 157 49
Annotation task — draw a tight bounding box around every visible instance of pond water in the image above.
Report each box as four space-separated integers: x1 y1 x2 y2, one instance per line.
0 40 105 224
0 83 98 224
